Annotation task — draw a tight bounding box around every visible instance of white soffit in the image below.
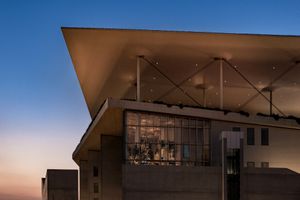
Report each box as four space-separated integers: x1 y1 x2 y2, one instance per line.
62 27 300 118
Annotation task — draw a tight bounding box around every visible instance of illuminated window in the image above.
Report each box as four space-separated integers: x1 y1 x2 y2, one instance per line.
247 128 255 145
261 128 269 145
125 111 210 166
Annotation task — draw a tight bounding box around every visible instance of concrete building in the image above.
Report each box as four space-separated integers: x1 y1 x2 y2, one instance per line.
62 28 300 200
41 169 78 200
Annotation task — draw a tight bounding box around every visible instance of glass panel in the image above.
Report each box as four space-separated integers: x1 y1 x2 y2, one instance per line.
204 129 209 145
161 116 168 127
175 128 181 143
190 145 196 161
182 128 189 144
167 117 175 127
197 120 204 127
160 127 168 142
196 146 203 162
190 128 196 144
126 112 138 125
153 115 160 126
140 113 148 126
197 128 204 145
127 126 137 143
175 118 181 127
183 144 190 159
175 145 181 161
168 127 175 142
189 119 196 127
125 111 210 166
182 118 189 127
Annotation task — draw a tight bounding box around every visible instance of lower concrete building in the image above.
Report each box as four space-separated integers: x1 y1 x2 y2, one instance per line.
41 169 78 200
71 98 300 200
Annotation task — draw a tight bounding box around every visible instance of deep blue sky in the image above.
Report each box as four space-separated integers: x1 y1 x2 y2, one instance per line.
1 1 300 199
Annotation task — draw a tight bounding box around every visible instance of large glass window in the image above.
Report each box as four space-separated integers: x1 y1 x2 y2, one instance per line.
125 111 210 166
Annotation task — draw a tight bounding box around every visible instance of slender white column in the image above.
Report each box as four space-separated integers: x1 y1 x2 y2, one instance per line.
270 90 273 115
137 56 141 101
203 88 206 108
220 59 224 109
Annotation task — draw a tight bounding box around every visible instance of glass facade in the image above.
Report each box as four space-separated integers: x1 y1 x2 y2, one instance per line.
125 110 210 166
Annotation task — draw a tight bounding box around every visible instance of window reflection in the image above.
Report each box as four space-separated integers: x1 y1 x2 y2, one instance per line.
125 111 210 166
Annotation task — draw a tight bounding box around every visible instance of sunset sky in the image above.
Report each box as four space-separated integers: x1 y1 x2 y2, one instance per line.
1 1 300 200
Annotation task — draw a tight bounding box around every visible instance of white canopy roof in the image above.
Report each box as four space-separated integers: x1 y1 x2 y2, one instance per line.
62 27 300 118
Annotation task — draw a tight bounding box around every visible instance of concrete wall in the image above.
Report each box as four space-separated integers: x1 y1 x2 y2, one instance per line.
44 169 78 200
80 160 89 200
79 151 101 200
242 168 300 200
101 135 122 200
211 120 300 172
122 165 222 200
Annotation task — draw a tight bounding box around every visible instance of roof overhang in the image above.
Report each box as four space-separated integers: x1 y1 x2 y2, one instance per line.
62 27 300 119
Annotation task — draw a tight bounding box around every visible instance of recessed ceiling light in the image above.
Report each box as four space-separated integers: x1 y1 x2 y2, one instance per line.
150 89 153 92
238 103 241 107
153 76 157 80
195 63 198 67
188 78 192 82
224 80 227 83
156 61 159 65
272 66 276 70
234 65 237 68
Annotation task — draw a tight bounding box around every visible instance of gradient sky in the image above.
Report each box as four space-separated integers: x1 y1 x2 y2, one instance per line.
1 1 300 200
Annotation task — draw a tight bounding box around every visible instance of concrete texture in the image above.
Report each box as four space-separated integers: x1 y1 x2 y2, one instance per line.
41 169 78 200
101 135 122 200
242 168 300 200
123 165 222 200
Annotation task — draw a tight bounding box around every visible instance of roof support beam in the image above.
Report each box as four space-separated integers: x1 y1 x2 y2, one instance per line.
239 61 300 112
142 56 203 106
220 59 224 110
136 56 142 102
223 59 286 117
155 59 215 102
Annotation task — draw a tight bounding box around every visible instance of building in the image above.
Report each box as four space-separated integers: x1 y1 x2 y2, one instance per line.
62 28 300 200
41 169 78 200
